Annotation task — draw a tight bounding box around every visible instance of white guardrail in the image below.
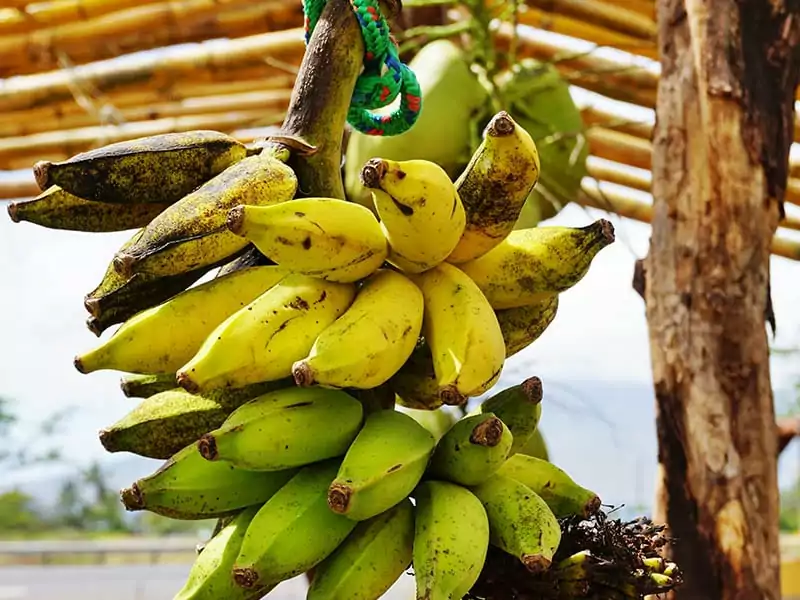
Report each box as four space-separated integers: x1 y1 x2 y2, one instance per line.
0 538 200 564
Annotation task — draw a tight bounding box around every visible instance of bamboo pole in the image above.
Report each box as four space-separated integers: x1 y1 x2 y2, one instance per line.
0 28 305 112
577 180 800 260
0 0 302 77
0 0 168 35
0 175 40 200
586 126 652 170
524 0 657 40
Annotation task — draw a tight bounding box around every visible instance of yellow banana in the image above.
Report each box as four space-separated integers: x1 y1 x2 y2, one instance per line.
459 219 616 309
75 266 289 375
327 409 435 521
33 130 247 205
113 153 297 279
496 295 559 357
447 111 541 263
413 262 506 399
293 269 423 389
360 158 466 273
307 498 415 600
413 480 489 600
176 274 356 393
226 198 388 283
7 186 170 232
480 377 543 455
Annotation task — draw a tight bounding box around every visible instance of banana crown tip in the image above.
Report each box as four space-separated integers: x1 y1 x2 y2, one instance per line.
469 416 505 447
584 494 602 517
327 482 352 514
226 205 247 235
85 316 103 337
197 434 219 461
32 160 52 190
98 428 115 451
176 371 199 394
291 361 315 387
120 484 144 511
73 355 88 374
440 385 467 407
6 202 20 223
359 158 387 189
486 111 516 138
521 376 543 404
232 567 260 589
521 553 552 574
585 219 616 245
112 253 136 278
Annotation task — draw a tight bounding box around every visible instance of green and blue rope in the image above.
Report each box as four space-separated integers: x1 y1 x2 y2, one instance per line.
302 0 422 136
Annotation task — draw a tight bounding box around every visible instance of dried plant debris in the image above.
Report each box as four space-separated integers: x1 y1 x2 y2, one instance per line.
466 510 683 600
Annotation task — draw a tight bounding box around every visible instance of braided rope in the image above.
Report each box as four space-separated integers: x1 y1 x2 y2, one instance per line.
302 0 422 136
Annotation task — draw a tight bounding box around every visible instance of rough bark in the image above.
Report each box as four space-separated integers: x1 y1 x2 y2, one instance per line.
646 1 800 599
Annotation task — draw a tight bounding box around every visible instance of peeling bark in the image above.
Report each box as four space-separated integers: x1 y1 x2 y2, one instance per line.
646 1 800 598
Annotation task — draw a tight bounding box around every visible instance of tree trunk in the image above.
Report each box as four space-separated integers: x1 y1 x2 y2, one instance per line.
646 1 800 599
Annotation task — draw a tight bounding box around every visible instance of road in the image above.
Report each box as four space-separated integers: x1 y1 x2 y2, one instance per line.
0 565 416 599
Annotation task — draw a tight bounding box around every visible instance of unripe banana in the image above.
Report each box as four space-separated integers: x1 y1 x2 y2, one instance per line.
33 130 247 205
197 387 363 471
174 505 274 600
459 219 616 309
519 427 550 461
414 262 506 398
480 377 543 455
360 158 466 273
120 442 297 520
232 459 357 591
113 153 297 279
428 413 513 486
390 344 459 410
327 409 435 521
226 198 388 283
497 454 601 518
7 186 170 232
176 274 355 393
496 295 559 357
293 269 423 389
447 111 541 263
413 480 489 600
119 373 176 399
99 382 288 459
396 405 457 442
75 266 289 375
469 473 561 573
307 498 414 600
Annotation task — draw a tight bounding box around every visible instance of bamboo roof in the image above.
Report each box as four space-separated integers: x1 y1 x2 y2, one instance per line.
1 0 799 259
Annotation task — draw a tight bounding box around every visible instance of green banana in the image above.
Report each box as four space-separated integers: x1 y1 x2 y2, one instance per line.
307 498 414 600
197 387 363 471
469 473 562 573
33 130 247 205
119 373 176 399
293 269 423 389
327 409 435 521
99 382 288 459
7 186 170 232
112 153 297 279
518 427 550 461
396 405 457 442
177 274 356 393
428 412 513 486
226 198 388 283
480 377 543 455
75 266 289 375
413 480 489 600
120 442 297 519
496 295 560 358
459 219 616 309
174 505 274 600
447 110 541 263
232 459 357 591
497 454 602 518
360 158 466 274
390 344 458 411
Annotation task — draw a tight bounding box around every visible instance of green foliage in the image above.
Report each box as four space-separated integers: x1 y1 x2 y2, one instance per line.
0 490 45 533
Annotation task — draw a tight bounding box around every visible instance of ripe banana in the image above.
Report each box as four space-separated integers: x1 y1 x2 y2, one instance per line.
307 498 414 600
414 262 506 399
112 153 297 279
293 269 423 389
33 130 247 205
480 377 543 455
120 442 297 520
459 219 616 309
175 505 275 600
75 266 289 375
413 480 489 600
226 198 388 283
498 454 601 518
360 158 466 273
232 459 357 591
99 382 287 459
469 473 562 573
496 295 560 358
428 412 513 486
176 274 356 393
197 387 363 471
327 409 435 521
119 373 176 399
7 186 170 233
447 111 541 263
